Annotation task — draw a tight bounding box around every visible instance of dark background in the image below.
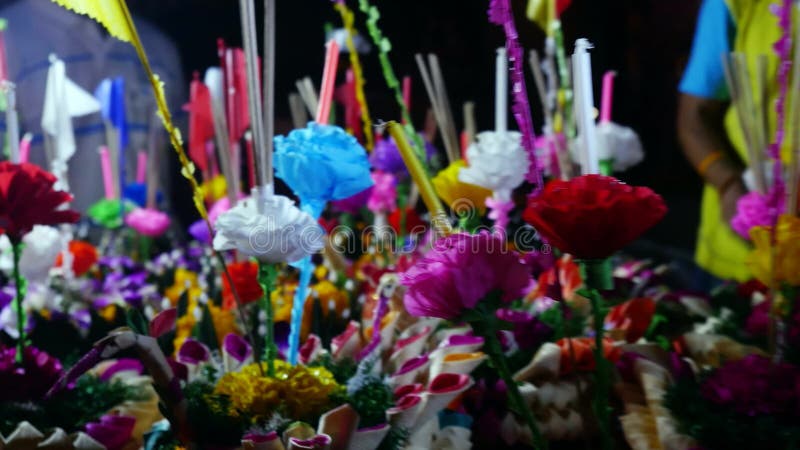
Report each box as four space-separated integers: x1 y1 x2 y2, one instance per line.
6 0 707 255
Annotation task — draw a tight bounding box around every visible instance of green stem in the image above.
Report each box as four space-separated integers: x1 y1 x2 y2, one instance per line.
257 261 278 377
485 330 547 450
11 243 26 364
579 259 614 450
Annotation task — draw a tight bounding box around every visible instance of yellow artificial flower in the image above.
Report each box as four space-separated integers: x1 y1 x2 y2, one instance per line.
747 214 800 287
271 281 297 323
214 361 341 421
302 280 350 338
432 160 491 215
165 268 202 305
201 174 228 203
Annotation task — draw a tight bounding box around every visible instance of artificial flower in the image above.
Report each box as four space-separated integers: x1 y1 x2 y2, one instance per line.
331 186 373 215
188 219 211 245
88 199 132 229
274 122 374 206
388 207 426 236
604 297 656 343
432 160 491 215
596 121 644 172
214 360 341 420
302 279 350 338
55 240 98 277
221 261 264 310
556 337 621 375
164 268 202 304
213 194 325 263
367 171 397 213
400 232 530 319
85 415 136 450
496 308 553 351
731 191 785 240
747 214 800 286
0 345 63 402
0 162 78 243
19 225 63 282
201 174 228 203
369 134 437 177
459 131 529 200
528 254 582 303
523 174 667 260
125 208 171 237
701 354 800 417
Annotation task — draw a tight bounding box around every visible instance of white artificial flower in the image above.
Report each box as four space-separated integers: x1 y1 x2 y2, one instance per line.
19 225 64 282
213 194 325 263
0 235 12 274
596 122 644 172
458 131 529 201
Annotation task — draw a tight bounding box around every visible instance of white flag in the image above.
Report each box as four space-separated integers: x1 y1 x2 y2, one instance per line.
41 55 101 168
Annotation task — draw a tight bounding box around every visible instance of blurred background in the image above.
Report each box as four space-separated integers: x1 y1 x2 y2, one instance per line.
0 0 704 256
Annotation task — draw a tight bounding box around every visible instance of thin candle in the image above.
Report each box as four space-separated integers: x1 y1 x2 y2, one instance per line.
316 39 340 125
4 84 19 163
495 47 508 132
572 39 599 175
18 133 31 163
600 70 616 124
136 150 147 183
99 146 116 200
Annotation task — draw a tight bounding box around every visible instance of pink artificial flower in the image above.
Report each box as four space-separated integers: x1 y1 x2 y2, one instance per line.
731 191 785 240
400 232 531 319
367 171 397 213
125 208 171 237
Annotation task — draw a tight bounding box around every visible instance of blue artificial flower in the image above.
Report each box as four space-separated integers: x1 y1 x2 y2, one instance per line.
274 122 373 205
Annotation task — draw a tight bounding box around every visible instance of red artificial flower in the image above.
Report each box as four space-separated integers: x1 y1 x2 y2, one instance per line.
0 162 78 243
605 297 656 343
523 175 666 260
55 240 98 276
221 261 264 310
557 337 622 375
389 207 426 235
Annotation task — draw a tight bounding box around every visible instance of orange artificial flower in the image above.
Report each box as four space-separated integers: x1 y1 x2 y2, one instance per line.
55 240 98 276
556 337 622 375
528 254 582 302
605 297 656 343
221 261 264 310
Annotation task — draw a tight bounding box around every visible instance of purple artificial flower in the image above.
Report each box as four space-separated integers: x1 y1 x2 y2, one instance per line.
222 333 252 364
369 134 437 177
189 219 211 245
85 414 136 450
177 338 211 365
495 308 553 351
330 185 373 214
0 346 63 402
745 301 771 338
400 232 531 320
701 355 800 417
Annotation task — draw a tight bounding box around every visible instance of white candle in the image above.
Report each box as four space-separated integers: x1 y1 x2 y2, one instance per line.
572 38 599 174
495 47 508 133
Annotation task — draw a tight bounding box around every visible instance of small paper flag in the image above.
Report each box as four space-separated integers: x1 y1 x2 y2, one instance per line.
184 72 214 172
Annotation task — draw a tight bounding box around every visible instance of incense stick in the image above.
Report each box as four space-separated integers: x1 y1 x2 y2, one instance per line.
238 0 268 189
722 53 766 194
415 54 457 163
529 50 551 127
146 111 160 209
210 91 238 206
289 93 308 129
428 54 460 163
463 101 476 147
262 0 276 191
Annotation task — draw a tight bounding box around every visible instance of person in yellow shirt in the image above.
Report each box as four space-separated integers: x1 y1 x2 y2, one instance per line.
678 0 787 282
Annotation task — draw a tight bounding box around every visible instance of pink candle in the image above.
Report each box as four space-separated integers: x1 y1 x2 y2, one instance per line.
315 39 340 125
460 130 470 163
99 146 115 199
600 70 616 123
136 150 147 183
18 133 31 163
402 76 412 124
207 141 220 177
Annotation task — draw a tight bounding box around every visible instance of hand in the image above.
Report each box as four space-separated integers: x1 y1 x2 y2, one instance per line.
720 177 747 223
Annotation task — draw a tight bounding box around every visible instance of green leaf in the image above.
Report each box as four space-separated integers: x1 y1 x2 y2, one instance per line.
193 303 219 351
126 308 148 336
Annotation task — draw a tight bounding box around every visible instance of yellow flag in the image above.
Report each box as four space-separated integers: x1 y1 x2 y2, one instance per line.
526 0 553 33
52 0 133 42
50 0 209 220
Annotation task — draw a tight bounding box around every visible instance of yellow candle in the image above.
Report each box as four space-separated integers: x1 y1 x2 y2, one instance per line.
387 121 452 236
